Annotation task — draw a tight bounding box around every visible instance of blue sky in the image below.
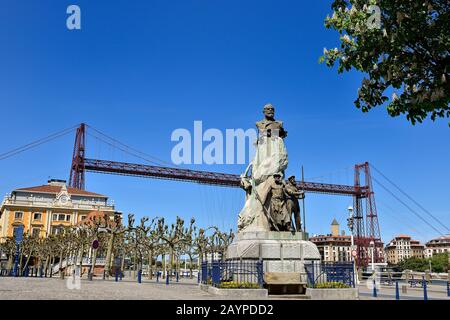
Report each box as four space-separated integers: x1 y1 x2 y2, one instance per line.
0 0 448 244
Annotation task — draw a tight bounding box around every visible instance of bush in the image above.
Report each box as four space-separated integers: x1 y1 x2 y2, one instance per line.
314 281 351 289
218 281 260 289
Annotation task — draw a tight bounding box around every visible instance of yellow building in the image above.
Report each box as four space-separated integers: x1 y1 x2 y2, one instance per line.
0 179 116 239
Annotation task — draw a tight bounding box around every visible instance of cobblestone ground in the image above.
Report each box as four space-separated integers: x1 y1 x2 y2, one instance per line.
0 277 237 300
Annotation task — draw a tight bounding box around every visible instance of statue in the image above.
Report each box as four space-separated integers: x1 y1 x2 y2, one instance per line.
284 176 305 232
256 104 288 140
237 104 290 232
228 104 322 283
262 173 292 231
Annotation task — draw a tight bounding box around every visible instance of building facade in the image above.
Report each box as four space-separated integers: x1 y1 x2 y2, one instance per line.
310 219 352 262
385 235 425 264
424 235 450 258
0 179 115 239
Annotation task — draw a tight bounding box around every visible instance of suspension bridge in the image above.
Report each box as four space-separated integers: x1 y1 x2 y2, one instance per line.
1 123 448 268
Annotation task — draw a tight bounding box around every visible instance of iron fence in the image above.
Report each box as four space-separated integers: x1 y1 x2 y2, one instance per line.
0 267 47 278
201 260 264 288
305 261 355 288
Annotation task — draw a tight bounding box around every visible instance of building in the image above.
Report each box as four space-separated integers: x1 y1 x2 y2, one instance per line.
424 235 450 258
310 219 352 262
385 235 425 265
0 179 116 239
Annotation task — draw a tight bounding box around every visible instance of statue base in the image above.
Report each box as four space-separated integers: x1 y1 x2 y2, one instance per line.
226 231 321 294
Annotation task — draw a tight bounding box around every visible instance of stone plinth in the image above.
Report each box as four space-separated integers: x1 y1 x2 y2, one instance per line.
227 231 321 275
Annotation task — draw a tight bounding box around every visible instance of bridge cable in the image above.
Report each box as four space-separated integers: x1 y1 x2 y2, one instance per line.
377 200 429 240
371 175 446 237
371 164 449 233
0 125 78 161
86 131 170 167
86 125 176 167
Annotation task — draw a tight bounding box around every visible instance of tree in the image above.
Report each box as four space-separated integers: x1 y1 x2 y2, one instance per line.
103 214 125 277
157 216 195 279
321 0 449 125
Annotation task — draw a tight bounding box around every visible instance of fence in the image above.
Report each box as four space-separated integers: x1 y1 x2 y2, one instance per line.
305 261 355 288
0 266 48 278
201 260 264 288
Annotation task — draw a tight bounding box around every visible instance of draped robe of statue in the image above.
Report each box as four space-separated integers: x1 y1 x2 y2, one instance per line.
237 129 288 232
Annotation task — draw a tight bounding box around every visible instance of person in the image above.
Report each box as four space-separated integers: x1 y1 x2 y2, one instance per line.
284 175 305 232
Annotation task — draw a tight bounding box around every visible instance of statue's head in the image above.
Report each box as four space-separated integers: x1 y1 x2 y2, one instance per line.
288 175 296 184
263 103 275 120
273 173 282 183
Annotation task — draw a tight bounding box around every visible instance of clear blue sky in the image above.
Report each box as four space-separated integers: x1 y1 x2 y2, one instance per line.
0 0 448 244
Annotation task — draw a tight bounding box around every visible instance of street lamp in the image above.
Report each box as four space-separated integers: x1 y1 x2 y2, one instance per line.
347 206 358 285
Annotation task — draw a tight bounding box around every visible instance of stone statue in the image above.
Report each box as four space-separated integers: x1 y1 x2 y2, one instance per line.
237 104 289 232
284 175 305 232
256 104 288 140
262 173 292 231
228 104 322 283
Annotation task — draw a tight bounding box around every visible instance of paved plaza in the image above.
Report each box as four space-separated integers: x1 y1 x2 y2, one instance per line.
0 276 449 300
0 277 226 300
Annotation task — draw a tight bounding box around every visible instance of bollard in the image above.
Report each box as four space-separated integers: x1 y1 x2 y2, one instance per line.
176 272 179 282
115 270 119 282
120 271 123 280
423 278 428 301
447 282 450 297
166 273 169 285
138 270 142 283
395 281 400 300
197 272 200 284
372 279 377 298
156 272 159 283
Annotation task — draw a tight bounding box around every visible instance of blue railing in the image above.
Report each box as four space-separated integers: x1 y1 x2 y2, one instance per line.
305 261 355 288
201 260 264 288
0 267 47 278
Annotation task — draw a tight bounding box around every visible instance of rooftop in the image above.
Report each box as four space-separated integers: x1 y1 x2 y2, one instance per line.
14 180 107 198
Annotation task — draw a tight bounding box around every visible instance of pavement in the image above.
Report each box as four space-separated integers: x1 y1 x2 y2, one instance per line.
0 276 449 300
357 281 450 300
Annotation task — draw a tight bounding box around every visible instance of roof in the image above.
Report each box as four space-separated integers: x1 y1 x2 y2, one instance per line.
395 234 411 239
331 218 339 226
14 185 107 198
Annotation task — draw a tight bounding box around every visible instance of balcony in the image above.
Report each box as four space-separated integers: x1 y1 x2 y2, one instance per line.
2 195 114 211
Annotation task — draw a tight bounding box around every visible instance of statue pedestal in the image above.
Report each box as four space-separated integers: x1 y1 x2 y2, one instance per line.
227 231 321 294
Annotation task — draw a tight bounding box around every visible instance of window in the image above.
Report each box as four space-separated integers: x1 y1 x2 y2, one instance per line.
65 214 71 222
33 212 42 221
31 228 41 237
52 214 58 221
80 215 86 221
51 226 64 235
58 214 65 221
14 212 23 220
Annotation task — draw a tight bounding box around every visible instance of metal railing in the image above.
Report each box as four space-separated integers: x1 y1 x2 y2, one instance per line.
305 261 355 288
201 260 264 288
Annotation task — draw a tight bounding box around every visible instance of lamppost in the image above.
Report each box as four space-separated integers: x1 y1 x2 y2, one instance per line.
347 206 358 285
370 240 375 273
